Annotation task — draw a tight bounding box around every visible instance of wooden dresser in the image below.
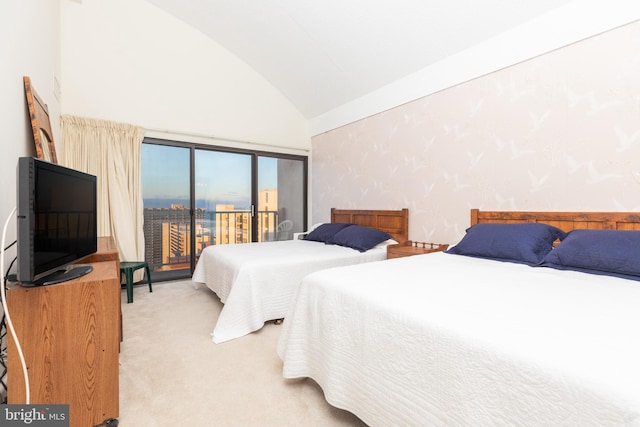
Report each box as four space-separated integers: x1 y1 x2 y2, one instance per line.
81 236 120 267
7 237 120 427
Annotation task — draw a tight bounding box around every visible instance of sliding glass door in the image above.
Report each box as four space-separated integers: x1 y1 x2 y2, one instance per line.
141 138 307 282
257 156 305 242
141 143 191 281
194 149 252 252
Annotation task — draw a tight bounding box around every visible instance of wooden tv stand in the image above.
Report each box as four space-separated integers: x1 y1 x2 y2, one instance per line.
7 260 120 427
81 236 120 268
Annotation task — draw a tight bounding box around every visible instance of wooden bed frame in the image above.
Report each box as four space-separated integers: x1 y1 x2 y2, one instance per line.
471 209 640 231
331 208 409 243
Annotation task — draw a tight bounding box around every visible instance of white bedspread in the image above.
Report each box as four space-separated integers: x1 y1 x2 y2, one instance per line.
277 252 640 426
192 239 387 343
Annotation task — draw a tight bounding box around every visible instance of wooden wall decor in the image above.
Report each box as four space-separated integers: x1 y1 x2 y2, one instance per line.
23 76 57 163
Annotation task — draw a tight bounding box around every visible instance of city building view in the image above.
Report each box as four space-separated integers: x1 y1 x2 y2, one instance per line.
143 189 280 272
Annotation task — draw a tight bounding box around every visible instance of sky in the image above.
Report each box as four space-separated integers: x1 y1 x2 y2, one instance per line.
141 144 277 207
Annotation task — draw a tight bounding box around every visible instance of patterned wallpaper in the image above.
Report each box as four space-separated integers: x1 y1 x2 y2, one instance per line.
311 20 640 245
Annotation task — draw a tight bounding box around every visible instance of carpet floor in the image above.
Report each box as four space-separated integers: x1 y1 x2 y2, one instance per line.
118 280 367 426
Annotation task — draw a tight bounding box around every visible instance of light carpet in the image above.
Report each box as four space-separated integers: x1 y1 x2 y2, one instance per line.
118 280 367 427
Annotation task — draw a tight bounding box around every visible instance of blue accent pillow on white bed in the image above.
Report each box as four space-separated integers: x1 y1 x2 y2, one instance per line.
304 223 352 242
326 225 393 252
542 229 640 280
446 223 566 266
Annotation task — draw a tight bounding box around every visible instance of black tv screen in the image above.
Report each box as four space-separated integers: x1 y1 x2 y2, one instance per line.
17 157 97 285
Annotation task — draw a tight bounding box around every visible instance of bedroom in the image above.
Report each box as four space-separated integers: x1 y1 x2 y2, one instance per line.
2 0 640 425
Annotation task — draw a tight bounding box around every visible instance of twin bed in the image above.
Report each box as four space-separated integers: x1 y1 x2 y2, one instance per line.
277 209 640 426
192 208 408 343
192 207 640 424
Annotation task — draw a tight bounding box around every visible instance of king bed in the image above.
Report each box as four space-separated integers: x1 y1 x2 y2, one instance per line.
193 208 408 343
277 209 640 426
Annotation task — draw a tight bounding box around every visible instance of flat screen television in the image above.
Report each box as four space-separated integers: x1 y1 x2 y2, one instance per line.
17 157 98 286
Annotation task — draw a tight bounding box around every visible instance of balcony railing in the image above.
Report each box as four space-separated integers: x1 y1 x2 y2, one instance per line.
143 208 281 273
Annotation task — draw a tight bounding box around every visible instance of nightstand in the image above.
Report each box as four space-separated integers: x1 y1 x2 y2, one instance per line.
387 240 449 259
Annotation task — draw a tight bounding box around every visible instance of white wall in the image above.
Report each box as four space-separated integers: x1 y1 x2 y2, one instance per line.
0 0 61 248
311 20 640 244
5 0 640 246
310 1 640 135
59 0 309 153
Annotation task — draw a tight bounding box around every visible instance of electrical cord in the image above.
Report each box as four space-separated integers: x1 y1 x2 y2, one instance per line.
1 208 29 404
4 256 16 289
0 311 6 403
3 240 15 252
0 255 16 403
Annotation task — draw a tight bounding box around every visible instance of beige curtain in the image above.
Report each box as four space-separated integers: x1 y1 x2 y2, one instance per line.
59 115 145 270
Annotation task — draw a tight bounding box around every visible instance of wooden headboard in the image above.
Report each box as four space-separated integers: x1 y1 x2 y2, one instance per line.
331 208 409 243
471 209 640 232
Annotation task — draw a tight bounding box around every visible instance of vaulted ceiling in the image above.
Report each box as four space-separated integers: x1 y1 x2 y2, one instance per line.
146 0 574 119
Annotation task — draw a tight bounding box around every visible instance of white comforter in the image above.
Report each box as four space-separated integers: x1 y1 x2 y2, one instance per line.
192 239 388 343
277 252 640 427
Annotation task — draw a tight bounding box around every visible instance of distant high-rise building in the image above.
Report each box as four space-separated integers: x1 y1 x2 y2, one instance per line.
215 204 250 244
258 188 278 241
143 205 207 271
143 189 279 271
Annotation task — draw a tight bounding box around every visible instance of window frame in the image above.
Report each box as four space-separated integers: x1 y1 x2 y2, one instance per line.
142 137 308 280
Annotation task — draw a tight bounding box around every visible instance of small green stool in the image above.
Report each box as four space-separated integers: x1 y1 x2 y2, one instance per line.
120 261 152 303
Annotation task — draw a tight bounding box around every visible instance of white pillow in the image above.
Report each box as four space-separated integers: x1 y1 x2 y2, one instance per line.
373 238 398 249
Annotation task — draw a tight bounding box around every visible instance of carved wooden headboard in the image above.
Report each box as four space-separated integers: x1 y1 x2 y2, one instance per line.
331 208 409 243
471 209 640 231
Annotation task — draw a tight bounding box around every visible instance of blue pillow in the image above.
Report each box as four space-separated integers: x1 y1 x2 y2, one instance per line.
446 223 566 266
304 223 352 243
326 225 392 252
542 229 640 280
